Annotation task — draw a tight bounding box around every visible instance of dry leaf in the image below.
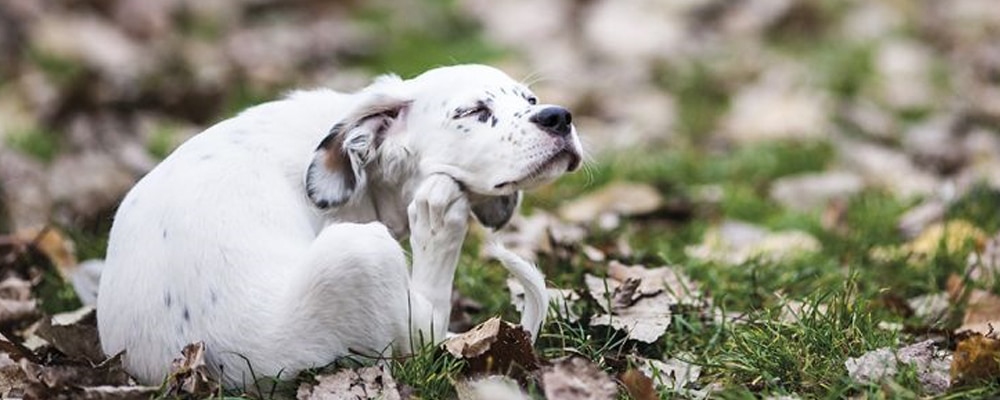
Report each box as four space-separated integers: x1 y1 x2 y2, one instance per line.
620 369 656 400
632 355 702 393
585 274 672 343
455 375 528 400
541 357 617 400
13 228 78 280
487 211 585 263
952 334 1000 386
769 171 864 212
20 353 133 393
685 221 820 265
586 261 704 343
558 182 663 225
443 317 539 378
906 292 950 325
164 342 219 397
958 290 1000 335
35 307 103 364
872 220 986 262
297 364 401 400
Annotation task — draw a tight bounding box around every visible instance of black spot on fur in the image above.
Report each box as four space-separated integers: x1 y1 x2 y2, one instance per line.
162 229 168 239
164 292 172 308
491 116 498 127
183 306 190 322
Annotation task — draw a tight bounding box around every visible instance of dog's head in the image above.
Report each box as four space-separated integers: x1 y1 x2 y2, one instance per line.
306 64 583 229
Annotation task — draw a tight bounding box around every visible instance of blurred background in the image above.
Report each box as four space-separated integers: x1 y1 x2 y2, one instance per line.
1 0 999 278
0 0 1000 244
5 0 1000 396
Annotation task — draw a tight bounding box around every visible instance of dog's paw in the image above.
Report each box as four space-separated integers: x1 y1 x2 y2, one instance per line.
408 174 469 246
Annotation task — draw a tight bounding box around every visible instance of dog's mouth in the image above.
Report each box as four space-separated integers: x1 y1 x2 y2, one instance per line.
493 147 581 191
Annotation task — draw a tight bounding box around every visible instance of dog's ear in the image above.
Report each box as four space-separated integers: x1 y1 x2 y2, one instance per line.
470 192 521 230
306 80 411 209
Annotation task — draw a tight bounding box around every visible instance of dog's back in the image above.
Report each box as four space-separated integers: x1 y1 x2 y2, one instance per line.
97 89 355 385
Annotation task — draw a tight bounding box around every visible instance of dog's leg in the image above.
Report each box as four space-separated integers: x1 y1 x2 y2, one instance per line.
265 222 411 384
406 174 469 346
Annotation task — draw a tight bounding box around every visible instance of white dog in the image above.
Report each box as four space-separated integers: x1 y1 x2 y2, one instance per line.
96 64 583 387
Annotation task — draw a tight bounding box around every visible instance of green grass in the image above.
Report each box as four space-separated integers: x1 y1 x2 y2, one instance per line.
5 127 61 163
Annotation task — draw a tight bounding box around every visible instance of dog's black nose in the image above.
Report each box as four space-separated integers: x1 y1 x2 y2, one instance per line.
530 107 573 137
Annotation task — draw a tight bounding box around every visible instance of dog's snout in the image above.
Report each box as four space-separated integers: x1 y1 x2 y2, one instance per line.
530 107 572 137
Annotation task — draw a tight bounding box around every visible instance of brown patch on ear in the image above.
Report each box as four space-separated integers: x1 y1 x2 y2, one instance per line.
306 123 357 209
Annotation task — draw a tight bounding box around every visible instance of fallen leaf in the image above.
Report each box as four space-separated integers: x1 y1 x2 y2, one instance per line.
443 317 540 378
607 261 702 305
20 353 133 391
769 171 864 212
297 364 401 400
685 220 820 265
558 182 663 225
585 262 704 343
35 307 103 364
14 227 77 280
952 334 1000 386
619 369 656 400
872 220 986 262
487 211 585 263
455 375 528 400
164 342 219 397
631 355 702 393
585 274 672 343
906 292 950 325
541 357 617 400
958 290 1000 335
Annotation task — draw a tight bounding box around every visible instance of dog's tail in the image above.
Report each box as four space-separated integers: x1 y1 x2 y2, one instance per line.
484 242 548 342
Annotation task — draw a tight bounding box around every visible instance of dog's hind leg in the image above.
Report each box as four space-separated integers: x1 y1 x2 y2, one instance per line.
242 222 411 386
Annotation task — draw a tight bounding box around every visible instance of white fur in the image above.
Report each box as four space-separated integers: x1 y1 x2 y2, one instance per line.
96 64 582 387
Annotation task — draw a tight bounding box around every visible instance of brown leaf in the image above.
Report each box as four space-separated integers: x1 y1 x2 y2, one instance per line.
164 342 219 397
620 369 656 400
541 357 617 400
35 307 104 364
0 298 38 327
20 353 133 391
14 228 77 280
297 364 401 400
586 274 673 343
585 262 703 343
558 182 663 225
952 334 1000 386
443 317 540 378
958 290 1000 335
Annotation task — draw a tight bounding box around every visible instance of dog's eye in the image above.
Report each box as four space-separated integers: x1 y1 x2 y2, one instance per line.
456 103 493 123
527 96 537 105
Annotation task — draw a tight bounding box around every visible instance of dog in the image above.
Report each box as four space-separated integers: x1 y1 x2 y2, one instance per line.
96 64 583 387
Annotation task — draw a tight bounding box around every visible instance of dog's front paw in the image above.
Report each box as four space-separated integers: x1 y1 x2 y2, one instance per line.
408 174 470 250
